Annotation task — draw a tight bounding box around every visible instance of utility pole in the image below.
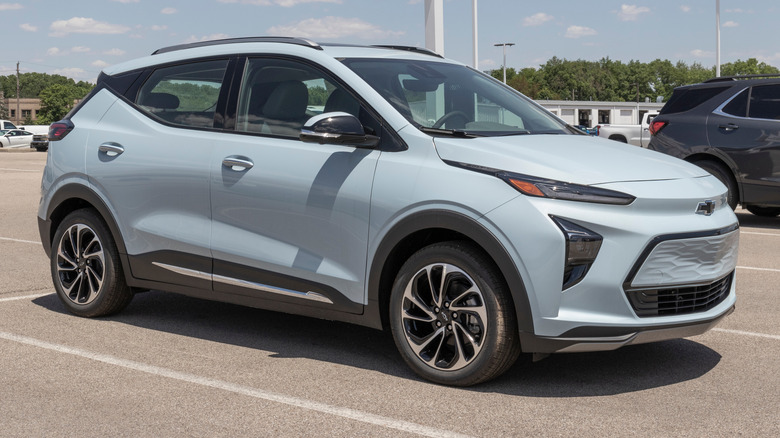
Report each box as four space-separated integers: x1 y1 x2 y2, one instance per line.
716 0 721 77
16 61 21 125
472 0 478 69
494 43 514 83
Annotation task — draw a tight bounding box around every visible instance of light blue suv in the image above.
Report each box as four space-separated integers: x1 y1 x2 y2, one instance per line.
38 37 739 386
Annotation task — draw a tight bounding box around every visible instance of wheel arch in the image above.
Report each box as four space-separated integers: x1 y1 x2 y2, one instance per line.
608 134 627 143
40 183 128 263
367 209 534 336
685 152 743 205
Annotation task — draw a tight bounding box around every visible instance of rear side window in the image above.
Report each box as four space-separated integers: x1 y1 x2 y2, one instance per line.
661 86 730 114
748 84 780 120
722 89 748 117
136 60 228 128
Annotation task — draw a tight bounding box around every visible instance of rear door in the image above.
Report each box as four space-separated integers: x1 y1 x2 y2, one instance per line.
708 84 780 205
85 58 232 290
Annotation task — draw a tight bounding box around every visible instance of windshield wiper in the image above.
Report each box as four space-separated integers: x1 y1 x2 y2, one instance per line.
418 127 483 138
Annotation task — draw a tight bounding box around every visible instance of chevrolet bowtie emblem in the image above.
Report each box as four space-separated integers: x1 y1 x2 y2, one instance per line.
696 200 716 216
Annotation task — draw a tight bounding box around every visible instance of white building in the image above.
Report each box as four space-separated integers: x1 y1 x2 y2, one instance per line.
537 100 665 127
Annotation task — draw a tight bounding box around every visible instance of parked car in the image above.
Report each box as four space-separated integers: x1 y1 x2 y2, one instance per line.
649 75 780 216
38 37 739 386
0 129 34 148
30 134 49 151
596 112 657 147
0 119 18 130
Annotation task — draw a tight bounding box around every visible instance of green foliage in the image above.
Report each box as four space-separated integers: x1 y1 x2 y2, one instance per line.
152 81 221 111
37 84 81 125
488 57 779 102
0 72 93 99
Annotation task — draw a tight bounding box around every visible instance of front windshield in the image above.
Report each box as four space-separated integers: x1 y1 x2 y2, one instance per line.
341 58 570 137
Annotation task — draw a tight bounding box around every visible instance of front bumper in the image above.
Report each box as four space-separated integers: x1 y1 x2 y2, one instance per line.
520 303 734 353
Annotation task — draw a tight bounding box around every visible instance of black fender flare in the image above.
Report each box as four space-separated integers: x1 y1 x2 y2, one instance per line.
366 209 534 334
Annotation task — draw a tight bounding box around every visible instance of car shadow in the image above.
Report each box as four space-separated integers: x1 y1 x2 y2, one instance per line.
33 292 721 397
736 208 779 230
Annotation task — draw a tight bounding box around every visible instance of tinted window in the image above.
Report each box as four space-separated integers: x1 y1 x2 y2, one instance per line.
236 58 376 138
748 84 780 120
661 86 730 114
722 89 748 117
136 60 228 128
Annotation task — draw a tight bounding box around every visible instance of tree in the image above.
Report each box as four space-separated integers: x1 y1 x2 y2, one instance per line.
37 84 79 125
719 58 780 77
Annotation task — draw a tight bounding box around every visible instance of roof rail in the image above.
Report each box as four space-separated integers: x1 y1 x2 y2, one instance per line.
704 73 780 83
371 45 444 58
152 36 322 55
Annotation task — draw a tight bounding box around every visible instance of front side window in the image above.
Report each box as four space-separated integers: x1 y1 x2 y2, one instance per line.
236 58 371 138
341 58 568 137
136 59 228 128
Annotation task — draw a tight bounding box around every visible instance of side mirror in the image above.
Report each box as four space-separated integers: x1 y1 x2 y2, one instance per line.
300 112 380 148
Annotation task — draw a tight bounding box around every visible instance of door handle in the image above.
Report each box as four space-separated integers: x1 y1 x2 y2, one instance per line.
98 142 124 156
719 123 739 132
222 156 254 171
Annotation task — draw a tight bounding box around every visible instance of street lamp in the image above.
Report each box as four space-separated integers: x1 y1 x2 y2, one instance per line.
494 42 515 83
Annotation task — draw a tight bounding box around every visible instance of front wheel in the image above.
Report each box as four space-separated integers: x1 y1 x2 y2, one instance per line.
50 209 133 317
389 241 520 386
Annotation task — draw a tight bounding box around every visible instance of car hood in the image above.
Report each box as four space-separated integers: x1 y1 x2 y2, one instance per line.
433 134 709 186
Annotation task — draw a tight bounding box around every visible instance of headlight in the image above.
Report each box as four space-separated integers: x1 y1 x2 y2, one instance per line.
497 172 635 205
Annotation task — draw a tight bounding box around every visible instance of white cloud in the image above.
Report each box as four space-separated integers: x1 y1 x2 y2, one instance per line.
723 21 739 28
92 60 110 68
725 9 743 13
112 0 139 3
50 17 130 36
19 23 37 32
0 3 22 11
522 13 553 27
47 47 61 56
71 46 91 53
217 0 342 6
680 5 691 13
161 7 177 14
52 67 87 79
617 4 650 21
564 25 597 39
151 25 168 31
104 48 126 56
183 33 231 43
480 59 497 69
267 16 403 39
691 49 714 58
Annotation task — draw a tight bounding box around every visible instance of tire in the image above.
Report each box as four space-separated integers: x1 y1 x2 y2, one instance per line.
694 160 738 210
745 205 780 217
609 135 627 143
389 241 520 386
50 209 133 317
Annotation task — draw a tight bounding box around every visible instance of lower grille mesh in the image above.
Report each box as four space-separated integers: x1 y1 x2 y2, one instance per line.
626 273 732 317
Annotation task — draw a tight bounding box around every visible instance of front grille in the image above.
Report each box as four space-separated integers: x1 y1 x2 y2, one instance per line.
626 273 732 317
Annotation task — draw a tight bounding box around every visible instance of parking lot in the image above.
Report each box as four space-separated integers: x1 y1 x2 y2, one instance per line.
1 150 778 437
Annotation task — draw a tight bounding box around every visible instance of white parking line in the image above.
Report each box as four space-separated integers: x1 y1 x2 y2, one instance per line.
0 293 51 303
741 231 780 237
0 331 471 438
0 237 42 245
713 328 780 341
0 167 41 172
737 266 780 273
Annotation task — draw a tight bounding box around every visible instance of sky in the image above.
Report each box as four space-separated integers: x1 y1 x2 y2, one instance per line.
0 0 778 83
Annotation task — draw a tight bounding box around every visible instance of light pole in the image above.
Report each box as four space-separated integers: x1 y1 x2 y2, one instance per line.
494 43 514 83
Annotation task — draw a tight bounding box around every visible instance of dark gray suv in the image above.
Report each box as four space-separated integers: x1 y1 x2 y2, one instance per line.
648 75 780 217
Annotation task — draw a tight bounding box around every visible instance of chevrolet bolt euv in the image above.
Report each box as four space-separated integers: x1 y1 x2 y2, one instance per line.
38 37 739 385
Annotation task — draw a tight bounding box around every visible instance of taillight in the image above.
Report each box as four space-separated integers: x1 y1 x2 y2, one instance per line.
48 120 74 141
649 120 667 136
595 125 600 136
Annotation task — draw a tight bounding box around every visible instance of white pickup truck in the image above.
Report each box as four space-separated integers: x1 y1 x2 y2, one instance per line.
596 112 657 148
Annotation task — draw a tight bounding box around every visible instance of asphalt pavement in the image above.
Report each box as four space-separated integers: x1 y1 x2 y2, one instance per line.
1 150 778 437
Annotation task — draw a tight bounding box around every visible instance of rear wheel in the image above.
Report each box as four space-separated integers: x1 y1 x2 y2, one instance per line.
693 160 738 210
745 205 780 217
389 241 520 386
50 209 133 317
